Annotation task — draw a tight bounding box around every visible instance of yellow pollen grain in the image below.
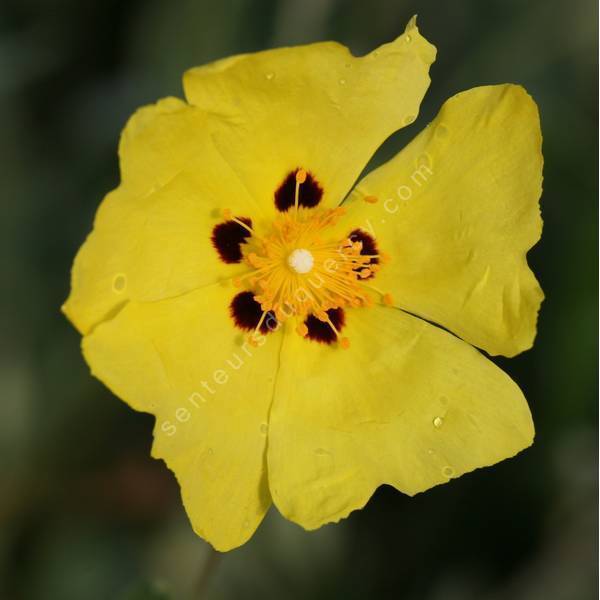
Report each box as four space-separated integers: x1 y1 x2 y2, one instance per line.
364 195 378 204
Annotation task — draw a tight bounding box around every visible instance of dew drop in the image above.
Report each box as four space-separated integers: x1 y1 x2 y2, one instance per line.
435 123 449 139
112 274 126 293
403 114 416 125
442 466 455 478
372 51 379 58
433 416 444 429
339 78 347 85
207 447 214 455
243 519 250 528
265 72 275 80
260 423 268 435
405 34 412 43
427 448 435 456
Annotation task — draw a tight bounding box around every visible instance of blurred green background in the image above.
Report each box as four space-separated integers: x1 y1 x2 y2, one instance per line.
1 0 597 598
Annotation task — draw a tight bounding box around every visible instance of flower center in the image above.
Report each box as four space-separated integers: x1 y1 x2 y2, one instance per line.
227 169 392 347
287 248 314 274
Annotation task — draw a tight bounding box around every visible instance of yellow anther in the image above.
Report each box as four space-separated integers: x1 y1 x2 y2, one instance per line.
383 293 394 306
339 337 350 349
247 334 259 347
295 169 307 184
359 268 372 278
364 195 378 204
296 322 308 337
247 253 261 267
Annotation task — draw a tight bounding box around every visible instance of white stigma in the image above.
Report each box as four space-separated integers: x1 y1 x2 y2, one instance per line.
287 248 314 274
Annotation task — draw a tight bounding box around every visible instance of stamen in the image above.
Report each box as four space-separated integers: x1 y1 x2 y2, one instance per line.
221 208 257 237
231 216 254 235
294 168 307 214
296 322 308 337
253 310 268 335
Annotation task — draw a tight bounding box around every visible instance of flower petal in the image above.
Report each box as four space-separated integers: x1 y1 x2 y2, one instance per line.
183 16 435 213
268 307 533 531
340 85 543 357
63 100 264 335
82 284 282 551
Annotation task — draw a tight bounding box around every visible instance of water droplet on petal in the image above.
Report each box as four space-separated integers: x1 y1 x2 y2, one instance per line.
260 423 268 435
372 51 379 58
112 274 126 293
442 466 455 478
339 78 347 85
265 72 274 80
405 34 412 43
243 519 250 528
433 416 444 429
404 114 416 125
427 448 435 456
207 448 214 455
435 123 449 139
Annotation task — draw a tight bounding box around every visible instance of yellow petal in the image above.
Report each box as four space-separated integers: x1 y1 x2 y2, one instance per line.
341 85 543 357
183 16 435 213
268 307 533 530
63 100 264 335
82 284 282 551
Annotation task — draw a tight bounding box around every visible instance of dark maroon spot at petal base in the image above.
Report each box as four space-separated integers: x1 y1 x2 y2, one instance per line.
274 169 323 212
305 308 345 345
349 228 379 278
211 218 252 263
230 291 277 334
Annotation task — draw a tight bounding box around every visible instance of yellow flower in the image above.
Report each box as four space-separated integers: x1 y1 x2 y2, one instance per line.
63 17 543 551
